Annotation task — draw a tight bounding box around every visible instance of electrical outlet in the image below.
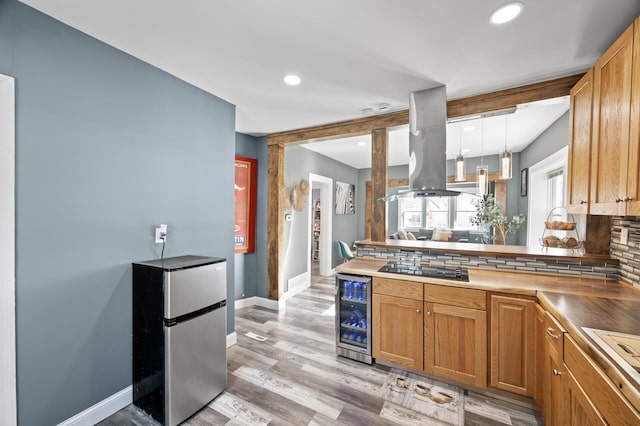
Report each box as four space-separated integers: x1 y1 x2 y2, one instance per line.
155 224 168 244
621 227 629 245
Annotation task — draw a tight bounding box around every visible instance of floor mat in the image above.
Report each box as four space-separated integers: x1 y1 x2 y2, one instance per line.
379 368 464 426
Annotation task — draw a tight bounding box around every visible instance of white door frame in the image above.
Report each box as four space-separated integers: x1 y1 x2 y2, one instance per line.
307 173 333 276
527 146 568 246
0 74 16 425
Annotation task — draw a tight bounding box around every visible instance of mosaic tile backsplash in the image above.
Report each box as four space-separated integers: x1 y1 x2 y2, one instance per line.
356 245 620 279
611 216 640 287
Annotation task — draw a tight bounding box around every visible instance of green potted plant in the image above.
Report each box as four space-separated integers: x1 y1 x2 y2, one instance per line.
472 194 526 245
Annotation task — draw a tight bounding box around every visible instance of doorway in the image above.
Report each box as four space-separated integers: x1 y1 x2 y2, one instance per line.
0 74 16 424
307 173 332 277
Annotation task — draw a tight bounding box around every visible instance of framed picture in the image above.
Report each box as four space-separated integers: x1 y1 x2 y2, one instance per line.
234 156 258 253
520 168 528 197
335 181 355 214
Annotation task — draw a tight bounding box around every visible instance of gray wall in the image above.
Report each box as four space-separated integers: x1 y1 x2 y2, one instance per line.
234 133 268 300
284 146 358 285
1 1 236 424
517 112 570 244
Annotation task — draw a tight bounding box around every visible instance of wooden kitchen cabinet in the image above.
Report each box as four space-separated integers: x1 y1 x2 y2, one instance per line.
564 367 607 426
590 21 635 215
424 301 486 388
564 334 640 425
489 294 536 396
542 311 566 426
372 279 423 369
534 304 546 415
567 70 593 214
626 16 640 216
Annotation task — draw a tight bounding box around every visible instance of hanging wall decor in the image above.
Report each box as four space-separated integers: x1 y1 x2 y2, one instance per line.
234 156 258 253
335 181 355 214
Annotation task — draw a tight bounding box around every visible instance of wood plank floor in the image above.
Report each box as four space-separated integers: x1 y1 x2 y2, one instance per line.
100 266 543 425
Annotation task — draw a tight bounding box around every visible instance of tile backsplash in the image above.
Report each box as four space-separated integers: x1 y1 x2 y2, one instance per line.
356 245 619 279
611 216 640 287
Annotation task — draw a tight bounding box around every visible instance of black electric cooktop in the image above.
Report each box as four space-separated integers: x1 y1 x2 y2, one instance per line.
378 261 469 282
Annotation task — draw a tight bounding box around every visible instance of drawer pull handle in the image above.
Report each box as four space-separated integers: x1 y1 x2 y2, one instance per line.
553 369 562 376
546 327 559 340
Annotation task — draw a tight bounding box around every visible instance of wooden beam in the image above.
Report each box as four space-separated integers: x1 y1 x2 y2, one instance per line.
267 144 284 300
267 110 408 146
266 74 584 146
446 74 584 118
371 129 388 241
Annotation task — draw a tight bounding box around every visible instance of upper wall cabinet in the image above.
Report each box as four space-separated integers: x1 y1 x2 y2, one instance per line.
626 19 640 216
590 22 634 215
567 70 594 214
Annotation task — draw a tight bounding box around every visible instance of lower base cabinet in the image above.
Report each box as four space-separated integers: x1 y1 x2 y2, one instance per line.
424 302 486 388
564 367 607 426
489 294 536 396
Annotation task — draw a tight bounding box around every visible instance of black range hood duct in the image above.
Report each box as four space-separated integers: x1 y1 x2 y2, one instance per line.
407 85 459 197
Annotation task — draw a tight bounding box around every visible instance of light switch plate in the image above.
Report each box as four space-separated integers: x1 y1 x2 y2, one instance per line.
621 227 629 245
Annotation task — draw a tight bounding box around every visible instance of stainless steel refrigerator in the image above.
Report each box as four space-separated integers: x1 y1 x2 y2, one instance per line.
133 255 227 426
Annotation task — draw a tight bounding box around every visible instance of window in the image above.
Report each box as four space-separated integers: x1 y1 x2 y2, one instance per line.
547 169 564 212
397 188 480 231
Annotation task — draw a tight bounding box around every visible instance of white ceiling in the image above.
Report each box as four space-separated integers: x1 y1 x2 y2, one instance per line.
20 0 640 136
302 96 570 169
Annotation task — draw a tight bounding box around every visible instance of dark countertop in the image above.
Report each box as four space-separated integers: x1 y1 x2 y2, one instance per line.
336 257 640 412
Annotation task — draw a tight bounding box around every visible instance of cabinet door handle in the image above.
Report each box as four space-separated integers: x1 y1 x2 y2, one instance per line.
426 311 431 317
625 197 633 202
416 309 421 314
616 197 624 203
580 200 587 204
546 327 559 340
553 369 562 376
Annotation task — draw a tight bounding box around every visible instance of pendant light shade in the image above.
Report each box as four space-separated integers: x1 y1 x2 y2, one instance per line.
499 115 513 180
477 118 488 195
477 165 489 196
455 125 466 182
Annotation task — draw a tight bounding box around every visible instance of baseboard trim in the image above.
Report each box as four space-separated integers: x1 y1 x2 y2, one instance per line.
234 296 285 311
57 386 132 426
226 331 237 348
235 296 258 310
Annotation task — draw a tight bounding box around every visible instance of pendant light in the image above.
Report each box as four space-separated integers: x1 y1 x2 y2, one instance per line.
499 114 513 180
477 118 489 195
455 124 466 182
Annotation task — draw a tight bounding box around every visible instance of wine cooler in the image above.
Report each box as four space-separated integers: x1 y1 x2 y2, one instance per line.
335 274 372 364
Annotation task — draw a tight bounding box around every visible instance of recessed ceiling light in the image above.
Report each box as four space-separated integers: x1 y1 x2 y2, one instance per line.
284 75 301 85
357 141 367 146
490 2 524 24
377 103 391 112
463 126 475 132
361 107 375 115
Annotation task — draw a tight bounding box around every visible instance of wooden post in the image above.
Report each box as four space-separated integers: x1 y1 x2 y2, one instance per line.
267 143 284 300
371 128 388 241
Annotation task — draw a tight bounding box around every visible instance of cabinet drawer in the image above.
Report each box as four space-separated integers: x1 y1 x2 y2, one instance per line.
544 311 565 355
423 283 486 310
564 334 640 425
373 277 423 300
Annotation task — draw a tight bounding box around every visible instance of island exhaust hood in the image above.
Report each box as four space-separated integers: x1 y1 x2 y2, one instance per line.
407 85 459 197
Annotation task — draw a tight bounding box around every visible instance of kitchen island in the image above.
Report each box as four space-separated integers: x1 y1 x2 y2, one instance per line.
336 256 640 425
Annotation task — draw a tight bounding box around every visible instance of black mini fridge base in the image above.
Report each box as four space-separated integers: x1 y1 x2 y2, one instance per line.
335 274 372 364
